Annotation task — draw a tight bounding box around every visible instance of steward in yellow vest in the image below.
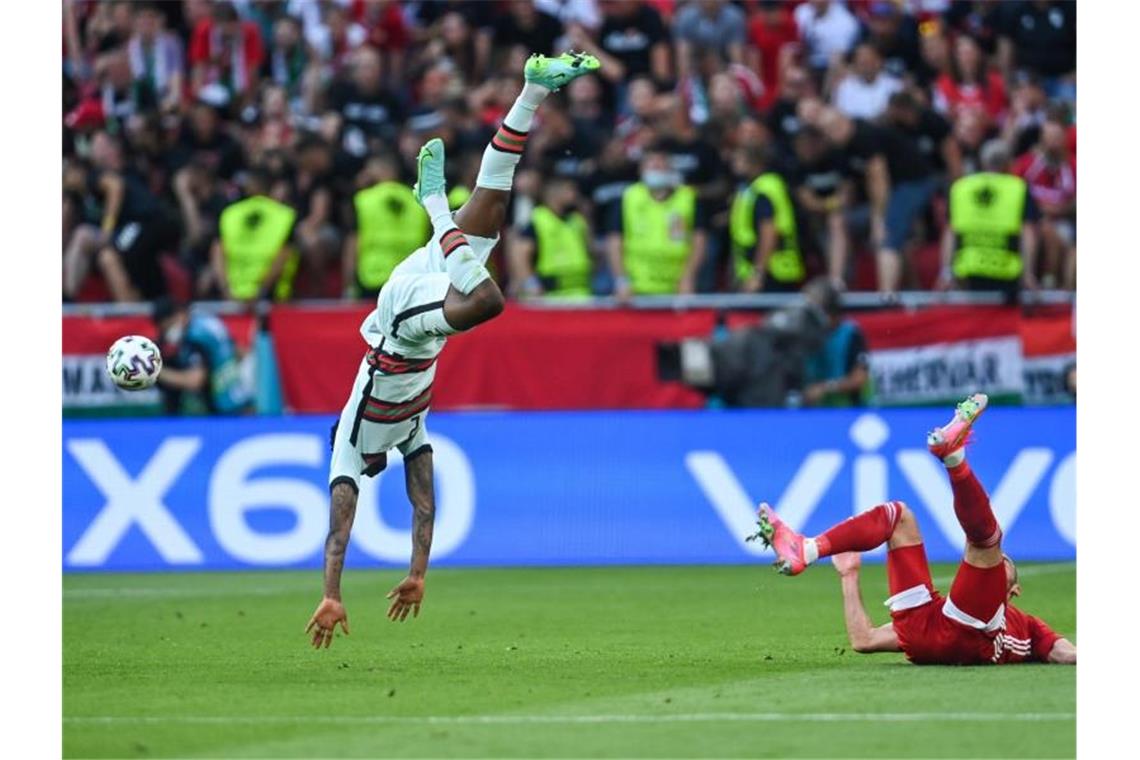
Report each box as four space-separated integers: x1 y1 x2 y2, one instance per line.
344 154 431 298
940 141 1040 296
509 177 593 298
606 149 707 298
729 146 805 293
213 172 298 301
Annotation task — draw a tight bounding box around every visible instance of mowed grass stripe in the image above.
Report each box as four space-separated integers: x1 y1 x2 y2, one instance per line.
65 712 1075 725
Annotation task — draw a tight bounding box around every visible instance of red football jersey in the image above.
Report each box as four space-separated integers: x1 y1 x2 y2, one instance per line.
894 595 1063 665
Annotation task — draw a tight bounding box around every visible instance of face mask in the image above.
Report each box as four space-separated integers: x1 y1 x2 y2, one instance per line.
643 170 680 190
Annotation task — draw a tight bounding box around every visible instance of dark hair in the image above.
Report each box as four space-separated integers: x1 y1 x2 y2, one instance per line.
213 2 240 23
152 295 187 325
888 90 919 111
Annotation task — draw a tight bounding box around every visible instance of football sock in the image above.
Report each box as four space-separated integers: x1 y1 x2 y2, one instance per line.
947 460 1002 548
475 83 548 191
813 502 903 559
421 193 452 228
943 448 966 468
434 222 490 295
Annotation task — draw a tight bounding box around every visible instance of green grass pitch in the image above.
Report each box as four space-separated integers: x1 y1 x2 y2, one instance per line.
64 563 1075 758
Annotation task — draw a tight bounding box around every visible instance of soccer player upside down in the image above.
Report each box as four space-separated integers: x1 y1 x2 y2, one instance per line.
305 52 601 649
753 393 1076 665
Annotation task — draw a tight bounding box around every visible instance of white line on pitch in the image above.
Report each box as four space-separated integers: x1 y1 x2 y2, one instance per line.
64 713 1074 726
931 562 1075 587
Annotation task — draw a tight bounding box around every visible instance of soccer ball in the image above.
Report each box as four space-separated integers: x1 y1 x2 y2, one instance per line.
106 335 163 390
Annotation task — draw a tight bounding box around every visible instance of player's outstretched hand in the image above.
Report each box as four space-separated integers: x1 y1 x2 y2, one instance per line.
831 552 862 577
305 597 349 649
386 576 425 622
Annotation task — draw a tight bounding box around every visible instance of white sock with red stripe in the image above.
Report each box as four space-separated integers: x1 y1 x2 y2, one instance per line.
474 83 548 191
436 222 489 295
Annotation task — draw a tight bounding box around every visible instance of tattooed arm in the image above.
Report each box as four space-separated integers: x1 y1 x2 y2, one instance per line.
386 449 435 622
305 482 357 648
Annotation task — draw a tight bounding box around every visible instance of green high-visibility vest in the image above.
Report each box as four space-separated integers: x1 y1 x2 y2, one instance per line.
531 205 592 296
621 182 697 295
729 173 805 285
219 195 297 301
950 172 1027 281
354 182 430 289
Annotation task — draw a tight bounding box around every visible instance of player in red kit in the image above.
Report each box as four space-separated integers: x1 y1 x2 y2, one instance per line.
751 393 1076 665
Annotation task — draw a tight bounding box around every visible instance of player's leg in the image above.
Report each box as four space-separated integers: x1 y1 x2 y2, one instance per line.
451 52 600 238
752 499 917 576
927 393 1009 630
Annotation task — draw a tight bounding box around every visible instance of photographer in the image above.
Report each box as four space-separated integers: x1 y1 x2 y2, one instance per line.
659 277 868 408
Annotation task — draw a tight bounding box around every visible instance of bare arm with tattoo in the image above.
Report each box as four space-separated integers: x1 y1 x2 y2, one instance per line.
305 482 357 648
386 450 436 622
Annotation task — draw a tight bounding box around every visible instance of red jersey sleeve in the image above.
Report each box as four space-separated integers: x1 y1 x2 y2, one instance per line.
1028 614 1063 662
188 19 212 66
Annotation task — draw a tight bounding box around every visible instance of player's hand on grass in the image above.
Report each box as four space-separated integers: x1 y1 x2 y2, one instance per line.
305 597 349 649
831 552 861 577
386 575 425 622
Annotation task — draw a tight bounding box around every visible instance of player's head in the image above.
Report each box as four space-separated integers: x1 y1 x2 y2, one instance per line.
1003 554 1022 599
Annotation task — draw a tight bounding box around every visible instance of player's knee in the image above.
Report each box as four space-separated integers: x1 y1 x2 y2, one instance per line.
331 481 358 508
892 502 922 545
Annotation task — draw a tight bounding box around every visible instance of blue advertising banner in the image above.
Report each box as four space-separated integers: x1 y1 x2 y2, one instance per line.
62 408 1075 572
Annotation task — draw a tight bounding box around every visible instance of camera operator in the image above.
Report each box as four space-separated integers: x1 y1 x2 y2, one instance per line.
799 277 870 407
658 277 869 408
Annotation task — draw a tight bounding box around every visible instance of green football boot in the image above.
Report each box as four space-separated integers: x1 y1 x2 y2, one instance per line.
412 137 447 206
524 51 601 92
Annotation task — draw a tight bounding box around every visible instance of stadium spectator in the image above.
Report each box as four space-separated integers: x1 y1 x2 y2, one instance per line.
766 64 816 152
152 296 254 416
188 2 265 105
728 145 806 294
787 124 852 288
832 43 903 121
62 131 177 303
343 152 430 299
745 0 799 111
568 0 673 109
171 162 229 294
859 1 926 85
327 45 404 162
940 140 1040 299
997 0 1076 103
1001 73 1050 157
1013 118 1075 289
265 14 319 114
885 91 961 182
289 134 341 298
127 1 185 114
487 1 564 57
606 147 707 298
509 175 595 298
794 0 860 79
672 0 748 81
169 89 246 182
933 34 1007 126
206 169 298 303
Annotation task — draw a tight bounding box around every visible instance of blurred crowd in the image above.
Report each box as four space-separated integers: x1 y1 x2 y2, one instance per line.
62 0 1077 305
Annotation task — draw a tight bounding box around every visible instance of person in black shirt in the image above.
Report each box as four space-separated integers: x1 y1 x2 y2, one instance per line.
289 134 341 298
326 46 404 162
819 107 939 294
566 0 673 112
489 1 563 56
583 137 638 239
860 2 927 84
766 65 815 154
997 1 1076 101
885 91 962 181
63 131 176 302
168 95 245 182
789 125 853 288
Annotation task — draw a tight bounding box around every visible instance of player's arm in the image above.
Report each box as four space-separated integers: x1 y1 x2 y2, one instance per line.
157 365 208 392
306 482 355 648
1047 638 1077 665
832 553 902 654
386 449 435 622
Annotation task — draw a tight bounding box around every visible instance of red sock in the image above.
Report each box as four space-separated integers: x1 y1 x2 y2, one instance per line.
815 502 903 558
948 461 1002 547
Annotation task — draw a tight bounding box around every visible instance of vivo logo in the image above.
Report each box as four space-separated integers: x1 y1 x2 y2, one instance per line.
686 413 1075 556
